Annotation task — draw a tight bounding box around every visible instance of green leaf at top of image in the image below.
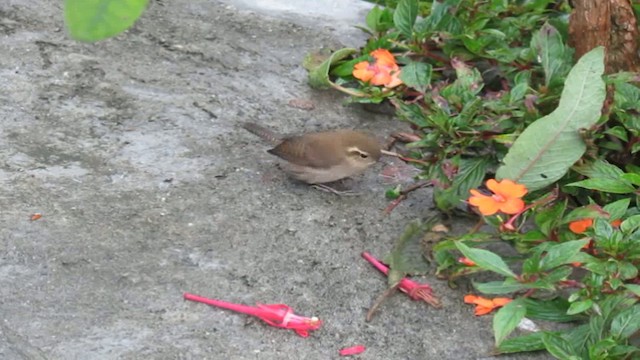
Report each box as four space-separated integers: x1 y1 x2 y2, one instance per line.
455 241 517 278
384 219 434 286
399 61 432 93
65 0 149 42
393 0 418 37
306 48 357 89
493 299 526 346
495 47 606 191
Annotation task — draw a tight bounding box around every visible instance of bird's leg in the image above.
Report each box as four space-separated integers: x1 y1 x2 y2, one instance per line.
310 180 360 196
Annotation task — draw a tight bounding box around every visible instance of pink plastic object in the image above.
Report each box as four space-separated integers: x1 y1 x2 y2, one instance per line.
183 292 322 337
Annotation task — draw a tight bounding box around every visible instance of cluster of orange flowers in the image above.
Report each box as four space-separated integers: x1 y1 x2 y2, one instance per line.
352 49 402 88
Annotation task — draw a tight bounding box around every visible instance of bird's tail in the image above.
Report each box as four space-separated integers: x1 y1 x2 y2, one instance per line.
241 122 282 145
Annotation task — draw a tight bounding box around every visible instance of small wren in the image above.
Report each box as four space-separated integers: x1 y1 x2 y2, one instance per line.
242 122 382 190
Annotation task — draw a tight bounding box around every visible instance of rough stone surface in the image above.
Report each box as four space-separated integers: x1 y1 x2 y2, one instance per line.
0 1 550 359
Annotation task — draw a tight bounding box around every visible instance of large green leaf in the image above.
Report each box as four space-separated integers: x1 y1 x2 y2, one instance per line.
493 299 526 346
65 0 148 42
496 47 606 191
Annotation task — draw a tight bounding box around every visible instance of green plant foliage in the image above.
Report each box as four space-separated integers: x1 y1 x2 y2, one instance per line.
496 47 606 191
64 0 148 42
305 0 640 358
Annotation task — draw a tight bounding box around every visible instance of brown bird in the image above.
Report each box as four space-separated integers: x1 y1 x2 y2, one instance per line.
242 122 382 193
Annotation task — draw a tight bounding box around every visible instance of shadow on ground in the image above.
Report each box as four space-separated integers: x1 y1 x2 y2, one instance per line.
0 1 550 359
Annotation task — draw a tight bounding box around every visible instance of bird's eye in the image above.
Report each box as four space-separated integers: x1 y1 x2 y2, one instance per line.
359 153 369 159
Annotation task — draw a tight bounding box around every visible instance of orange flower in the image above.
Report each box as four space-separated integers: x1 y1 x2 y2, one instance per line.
353 49 403 88
458 257 476 266
569 218 622 234
468 179 527 216
464 294 512 316
568 218 593 234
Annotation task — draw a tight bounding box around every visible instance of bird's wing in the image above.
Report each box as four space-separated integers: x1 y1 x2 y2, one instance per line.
267 136 336 169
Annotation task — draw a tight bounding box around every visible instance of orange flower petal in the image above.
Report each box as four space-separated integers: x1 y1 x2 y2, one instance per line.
491 298 512 307
370 71 392 86
499 197 525 215
569 218 593 234
353 61 374 82
370 48 397 67
464 294 479 304
472 296 495 308
385 69 403 88
492 179 528 198
611 219 622 227
474 306 494 316
468 190 501 216
458 257 476 266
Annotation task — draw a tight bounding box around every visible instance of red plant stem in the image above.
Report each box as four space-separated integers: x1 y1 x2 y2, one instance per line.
183 293 262 318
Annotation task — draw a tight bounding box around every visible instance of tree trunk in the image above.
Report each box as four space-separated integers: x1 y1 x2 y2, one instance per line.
569 0 640 74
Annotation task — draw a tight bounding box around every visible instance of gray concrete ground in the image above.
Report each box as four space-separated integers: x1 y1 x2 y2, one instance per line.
0 1 550 359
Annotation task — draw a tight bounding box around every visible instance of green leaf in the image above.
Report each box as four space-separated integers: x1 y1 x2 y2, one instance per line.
603 198 631 221
567 299 593 315
496 47 606 191
434 157 490 212
567 178 635 194
610 304 640 339
539 239 590 271
622 173 640 186
65 0 148 42
474 281 529 295
620 215 640 233
535 200 567 236
625 284 640 297
393 0 418 37
493 299 527 346
523 298 580 322
530 22 570 87
570 160 636 193
604 126 629 142
399 61 432 93
497 332 546 354
385 220 432 286
366 6 393 33
455 241 517 278
307 48 358 89
541 332 579 359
